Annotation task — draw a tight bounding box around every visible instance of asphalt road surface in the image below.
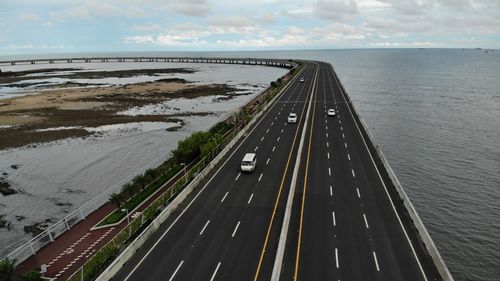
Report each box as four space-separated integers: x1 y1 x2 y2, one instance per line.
113 61 439 281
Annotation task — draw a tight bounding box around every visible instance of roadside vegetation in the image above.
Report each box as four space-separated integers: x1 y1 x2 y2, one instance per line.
0 258 42 281
102 121 234 226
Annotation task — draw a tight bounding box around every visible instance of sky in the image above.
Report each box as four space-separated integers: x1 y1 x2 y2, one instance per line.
0 0 499 55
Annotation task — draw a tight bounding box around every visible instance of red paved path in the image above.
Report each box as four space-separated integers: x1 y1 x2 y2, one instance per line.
18 164 190 280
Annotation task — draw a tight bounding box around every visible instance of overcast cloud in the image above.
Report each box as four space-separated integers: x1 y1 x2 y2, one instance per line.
0 0 498 54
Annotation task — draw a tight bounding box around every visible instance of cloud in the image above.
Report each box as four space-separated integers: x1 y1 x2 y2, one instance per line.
314 0 358 20
124 34 206 46
368 41 434 47
49 1 147 22
133 0 210 17
5 44 67 49
130 24 163 32
19 12 40 22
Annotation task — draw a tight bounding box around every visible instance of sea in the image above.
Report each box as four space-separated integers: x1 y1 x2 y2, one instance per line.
1 49 499 280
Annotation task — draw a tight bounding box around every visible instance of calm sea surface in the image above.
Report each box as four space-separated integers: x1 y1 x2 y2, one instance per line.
2 49 499 280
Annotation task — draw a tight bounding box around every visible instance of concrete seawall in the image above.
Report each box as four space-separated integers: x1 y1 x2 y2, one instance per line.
330 64 454 281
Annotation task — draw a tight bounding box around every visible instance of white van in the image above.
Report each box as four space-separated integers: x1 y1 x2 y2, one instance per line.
241 153 257 172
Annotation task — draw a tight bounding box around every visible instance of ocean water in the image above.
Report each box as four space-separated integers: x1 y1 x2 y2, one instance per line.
1 49 499 280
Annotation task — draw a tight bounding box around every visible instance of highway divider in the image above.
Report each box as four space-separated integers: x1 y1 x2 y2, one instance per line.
330 64 454 281
64 62 304 281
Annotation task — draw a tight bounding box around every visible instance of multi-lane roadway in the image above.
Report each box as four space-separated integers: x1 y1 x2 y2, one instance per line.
113 61 439 281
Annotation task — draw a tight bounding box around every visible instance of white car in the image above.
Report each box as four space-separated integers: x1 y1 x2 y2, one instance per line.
300 78 305 82
287 113 297 123
327 109 336 117
241 153 257 172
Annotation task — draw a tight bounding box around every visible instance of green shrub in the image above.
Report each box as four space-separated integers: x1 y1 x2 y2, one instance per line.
21 271 42 281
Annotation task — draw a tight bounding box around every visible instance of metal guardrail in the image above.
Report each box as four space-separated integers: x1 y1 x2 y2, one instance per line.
5 158 162 263
2 57 298 265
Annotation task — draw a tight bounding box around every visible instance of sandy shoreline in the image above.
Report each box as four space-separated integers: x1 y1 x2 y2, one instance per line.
0 79 238 149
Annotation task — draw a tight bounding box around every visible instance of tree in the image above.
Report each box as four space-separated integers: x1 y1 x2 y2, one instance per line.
109 192 124 208
0 258 19 281
21 271 42 281
132 175 145 191
122 183 137 198
143 169 157 185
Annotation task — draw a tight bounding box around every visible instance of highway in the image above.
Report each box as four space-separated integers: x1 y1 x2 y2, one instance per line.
113 61 440 281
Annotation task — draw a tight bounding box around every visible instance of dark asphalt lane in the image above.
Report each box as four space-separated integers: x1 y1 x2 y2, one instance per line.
114 64 317 281
282 62 434 281
113 61 439 281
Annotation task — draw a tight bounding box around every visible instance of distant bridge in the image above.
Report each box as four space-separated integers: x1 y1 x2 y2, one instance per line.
0 56 295 68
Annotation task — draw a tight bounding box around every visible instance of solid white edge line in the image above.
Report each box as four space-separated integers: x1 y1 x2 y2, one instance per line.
330 65 428 280
232 221 241 237
363 214 369 229
210 262 222 281
122 61 305 281
168 260 184 281
221 192 229 203
373 251 380 272
199 220 210 235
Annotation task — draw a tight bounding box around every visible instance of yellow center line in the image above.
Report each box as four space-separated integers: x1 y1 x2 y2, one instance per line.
294 65 319 280
253 65 318 281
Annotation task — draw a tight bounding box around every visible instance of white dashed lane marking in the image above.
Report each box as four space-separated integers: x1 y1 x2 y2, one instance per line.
363 214 369 229
373 252 380 271
232 221 241 237
199 220 210 235
335 248 340 269
210 262 222 281
221 192 229 203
